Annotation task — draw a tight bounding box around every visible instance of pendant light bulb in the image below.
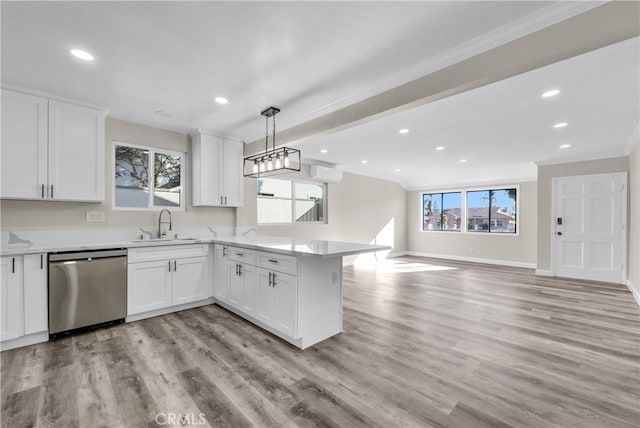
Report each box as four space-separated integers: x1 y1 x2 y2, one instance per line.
275 154 282 169
284 151 290 168
252 160 259 174
267 156 273 171
259 158 266 172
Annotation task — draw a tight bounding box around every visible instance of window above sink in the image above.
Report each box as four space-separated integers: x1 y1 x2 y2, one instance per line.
114 142 185 211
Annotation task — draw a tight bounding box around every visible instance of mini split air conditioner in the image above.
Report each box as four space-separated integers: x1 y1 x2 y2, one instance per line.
310 165 343 183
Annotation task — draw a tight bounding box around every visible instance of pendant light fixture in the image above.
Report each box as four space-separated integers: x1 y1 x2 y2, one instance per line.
243 106 301 177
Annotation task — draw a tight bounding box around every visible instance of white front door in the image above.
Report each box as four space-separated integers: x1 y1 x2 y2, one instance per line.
554 172 626 283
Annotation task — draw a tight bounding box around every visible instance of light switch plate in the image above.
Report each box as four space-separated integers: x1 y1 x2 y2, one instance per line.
86 211 106 223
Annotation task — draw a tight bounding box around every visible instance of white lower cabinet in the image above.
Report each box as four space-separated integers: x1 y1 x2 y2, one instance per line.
256 268 297 338
213 246 343 349
1 256 24 341
1 254 48 350
213 244 229 301
23 254 48 335
215 247 299 340
172 257 209 306
127 244 209 318
228 261 256 315
127 259 173 314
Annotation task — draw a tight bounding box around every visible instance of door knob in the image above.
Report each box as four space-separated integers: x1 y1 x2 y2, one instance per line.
557 232 562 236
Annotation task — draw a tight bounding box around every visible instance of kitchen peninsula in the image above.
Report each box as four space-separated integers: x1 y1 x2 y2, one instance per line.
1 228 389 351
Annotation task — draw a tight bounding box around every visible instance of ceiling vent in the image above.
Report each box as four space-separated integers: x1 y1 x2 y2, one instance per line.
310 165 343 183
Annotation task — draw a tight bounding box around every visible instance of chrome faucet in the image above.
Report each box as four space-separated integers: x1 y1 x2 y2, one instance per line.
158 209 172 238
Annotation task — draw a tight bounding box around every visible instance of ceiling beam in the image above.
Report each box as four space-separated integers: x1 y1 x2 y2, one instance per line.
245 0 639 155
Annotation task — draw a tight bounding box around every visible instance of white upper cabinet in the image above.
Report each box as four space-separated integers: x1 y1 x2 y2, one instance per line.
1 90 48 199
191 131 243 207
48 100 105 201
1 89 105 202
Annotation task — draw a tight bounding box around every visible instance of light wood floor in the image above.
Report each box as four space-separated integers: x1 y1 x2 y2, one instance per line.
2 257 639 428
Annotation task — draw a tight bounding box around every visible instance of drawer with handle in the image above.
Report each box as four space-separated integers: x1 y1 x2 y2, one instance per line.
228 246 256 264
257 251 297 275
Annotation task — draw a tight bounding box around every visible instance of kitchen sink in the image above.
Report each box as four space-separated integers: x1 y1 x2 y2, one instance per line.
130 237 199 243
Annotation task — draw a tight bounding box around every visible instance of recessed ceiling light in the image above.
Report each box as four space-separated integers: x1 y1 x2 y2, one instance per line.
320 149 328 154
554 122 568 128
435 146 445 151
542 89 560 98
70 49 94 61
394 168 401 172
459 159 467 163
155 110 171 117
398 129 410 134
214 96 229 105
361 160 368 164
559 144 571 149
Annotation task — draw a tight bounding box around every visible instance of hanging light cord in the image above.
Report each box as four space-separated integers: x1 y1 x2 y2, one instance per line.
272 112 277 151
264 114 269 154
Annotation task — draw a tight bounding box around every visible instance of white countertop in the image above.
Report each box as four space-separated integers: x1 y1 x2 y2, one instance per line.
0 227 389 258
213 235 389 257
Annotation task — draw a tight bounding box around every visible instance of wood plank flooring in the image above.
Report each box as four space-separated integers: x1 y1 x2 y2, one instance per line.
2 256 639 427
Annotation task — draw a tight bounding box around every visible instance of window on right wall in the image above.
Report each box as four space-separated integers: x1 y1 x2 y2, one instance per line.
466 188 517 233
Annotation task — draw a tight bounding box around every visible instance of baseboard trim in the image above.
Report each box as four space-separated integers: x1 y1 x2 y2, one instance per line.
535 269 554 277
404 251 536 269
126 298 215 323
625 280 640 307
1 331 48 352
387 251 409 258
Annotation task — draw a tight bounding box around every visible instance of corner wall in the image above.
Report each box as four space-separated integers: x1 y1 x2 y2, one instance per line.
0 118 236 231
536 156 630 273
407 181 537 267
628 144 640 299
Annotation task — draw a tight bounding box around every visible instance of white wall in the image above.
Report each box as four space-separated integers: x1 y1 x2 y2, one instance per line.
536 156 629 272
0 118 236 231
239 164 408 259
628 144 640 298
407 181 537 267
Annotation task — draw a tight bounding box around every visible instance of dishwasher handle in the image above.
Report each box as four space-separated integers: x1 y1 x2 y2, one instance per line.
49 249 127 262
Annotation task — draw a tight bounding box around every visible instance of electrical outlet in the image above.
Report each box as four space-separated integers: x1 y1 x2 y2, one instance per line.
86 211 105 223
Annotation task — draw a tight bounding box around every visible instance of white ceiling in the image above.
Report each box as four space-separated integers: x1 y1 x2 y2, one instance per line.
301 36 640 189
2 1 638 189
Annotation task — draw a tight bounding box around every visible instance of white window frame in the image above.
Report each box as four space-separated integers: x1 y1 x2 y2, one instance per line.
420 184 520 236
257 177 328 225
112 141 186 211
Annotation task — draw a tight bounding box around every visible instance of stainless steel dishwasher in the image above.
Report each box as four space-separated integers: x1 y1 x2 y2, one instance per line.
49 249 127 337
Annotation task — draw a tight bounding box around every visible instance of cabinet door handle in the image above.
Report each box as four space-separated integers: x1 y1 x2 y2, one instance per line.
41 184 45 198
50 184 54 199
235 263 239 276
12 257 15 274
238 264 242 276
174 260 177 271
268 272 273 286
272 272 277 287
168 261 172 272
222 246 227 257
40 254 44 269
235 253 243 256
224 196 227 205
220 196 223 205
268 259 279 264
